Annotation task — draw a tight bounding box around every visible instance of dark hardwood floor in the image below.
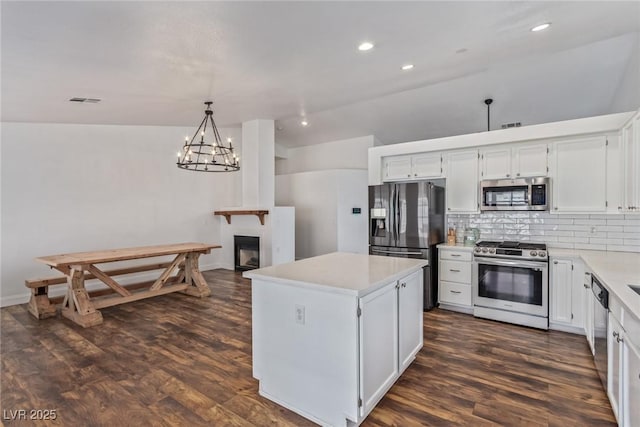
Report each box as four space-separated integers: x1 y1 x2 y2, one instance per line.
1 270 615 426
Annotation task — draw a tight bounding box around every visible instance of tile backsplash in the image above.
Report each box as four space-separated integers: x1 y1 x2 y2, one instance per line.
447 212 640 253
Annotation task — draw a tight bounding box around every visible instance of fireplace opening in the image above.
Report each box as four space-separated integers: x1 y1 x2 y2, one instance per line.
234 235 260 271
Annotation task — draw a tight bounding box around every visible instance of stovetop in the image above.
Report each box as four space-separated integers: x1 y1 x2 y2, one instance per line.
474 240 548 261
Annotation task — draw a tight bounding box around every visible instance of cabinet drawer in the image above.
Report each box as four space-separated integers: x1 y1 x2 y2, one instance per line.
440 281 472 306
440 260 472 283
440 250 472 262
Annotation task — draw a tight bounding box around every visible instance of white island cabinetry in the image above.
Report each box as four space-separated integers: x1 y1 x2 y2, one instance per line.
245 252 426 427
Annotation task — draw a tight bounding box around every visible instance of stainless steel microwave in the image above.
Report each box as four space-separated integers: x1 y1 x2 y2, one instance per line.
480 177 550 211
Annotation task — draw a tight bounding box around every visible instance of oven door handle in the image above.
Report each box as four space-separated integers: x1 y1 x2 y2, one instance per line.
474 257 547 270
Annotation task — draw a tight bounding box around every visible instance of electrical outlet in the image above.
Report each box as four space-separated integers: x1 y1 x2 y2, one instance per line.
295 305 305 325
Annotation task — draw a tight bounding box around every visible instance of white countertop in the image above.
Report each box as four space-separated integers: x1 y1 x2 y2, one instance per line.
549 248 640 322
437 244 475 251
243 252 427 297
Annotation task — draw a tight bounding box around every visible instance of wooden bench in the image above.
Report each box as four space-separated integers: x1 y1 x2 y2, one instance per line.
28 243 221 327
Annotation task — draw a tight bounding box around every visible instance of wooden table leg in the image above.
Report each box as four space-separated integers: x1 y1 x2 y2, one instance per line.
61 268 103 327
27 286 57 319
180 252 211 298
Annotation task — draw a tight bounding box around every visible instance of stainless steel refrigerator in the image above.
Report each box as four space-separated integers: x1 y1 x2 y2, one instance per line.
369 182 445 310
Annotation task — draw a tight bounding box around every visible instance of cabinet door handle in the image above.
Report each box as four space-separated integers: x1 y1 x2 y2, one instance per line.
450 290 461 294
618 206 622 211
449 269 461 272
402 283 406 288
584 284 589 289
451 254 461 257
553 261 558 264
506 173 511 177
414 173 417 177
554 207 558 211
613 331 619 338
448 208 451 211
516 173 520 177
617 336 624 343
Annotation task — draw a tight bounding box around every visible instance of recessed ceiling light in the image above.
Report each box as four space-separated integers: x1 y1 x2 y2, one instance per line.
531 22 551 32
401 64 414 71
301 120 309 127
358 41 374 51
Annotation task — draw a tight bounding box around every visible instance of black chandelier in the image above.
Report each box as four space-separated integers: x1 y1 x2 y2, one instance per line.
176 101 240 172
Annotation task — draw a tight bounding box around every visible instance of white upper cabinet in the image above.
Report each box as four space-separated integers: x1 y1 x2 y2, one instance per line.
382 156 412 181
551 136 608 213
411 153 442 179
481 148 511 179
446 150 479 213
621 112 640 212
481 143 548 180
513 144 549 178
382 153 442 181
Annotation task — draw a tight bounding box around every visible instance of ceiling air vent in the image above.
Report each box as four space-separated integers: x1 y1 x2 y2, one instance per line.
501 122 521 129
69 97 101 103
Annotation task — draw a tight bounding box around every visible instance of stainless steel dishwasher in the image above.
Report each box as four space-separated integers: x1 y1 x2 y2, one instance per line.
591 275 609 391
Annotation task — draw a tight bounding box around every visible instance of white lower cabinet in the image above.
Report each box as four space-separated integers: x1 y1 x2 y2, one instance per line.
438 247 473 312
359 269 422 417
607 294 640 427
398 271 423 372
608 312 624 423
584 271 595 354
549 257 585 332
624 338 640 427
359 281 399 415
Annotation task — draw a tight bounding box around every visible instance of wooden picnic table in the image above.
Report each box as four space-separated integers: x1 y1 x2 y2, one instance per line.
30 243 220 327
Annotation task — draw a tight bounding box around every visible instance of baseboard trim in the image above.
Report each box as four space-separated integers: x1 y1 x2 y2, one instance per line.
549 322 586 335
438 303 474 315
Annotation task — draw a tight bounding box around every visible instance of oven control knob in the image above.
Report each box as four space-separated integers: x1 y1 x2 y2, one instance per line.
530 251 537 257
489 248 496 254
474 247 481 253
481 248 488 253
538 251 546 257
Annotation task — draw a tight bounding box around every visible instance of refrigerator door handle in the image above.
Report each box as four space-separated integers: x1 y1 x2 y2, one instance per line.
391 184 397 244
395 185 401 244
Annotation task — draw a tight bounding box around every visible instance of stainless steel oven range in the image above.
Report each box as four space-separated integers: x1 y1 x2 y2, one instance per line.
472 240 549 330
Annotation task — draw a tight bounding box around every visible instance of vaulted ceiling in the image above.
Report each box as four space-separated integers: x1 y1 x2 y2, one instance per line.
2 1 639 147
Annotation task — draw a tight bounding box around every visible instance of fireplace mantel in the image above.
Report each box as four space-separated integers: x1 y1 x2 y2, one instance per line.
214 210 269 226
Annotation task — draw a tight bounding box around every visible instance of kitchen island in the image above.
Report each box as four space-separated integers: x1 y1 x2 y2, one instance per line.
243 252 427 427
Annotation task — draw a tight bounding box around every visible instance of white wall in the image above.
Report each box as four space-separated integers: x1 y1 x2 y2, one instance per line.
274 135 372 260
275 135 374 175
610 33 640 113
1 122 241 306
336 172 368 255
276 170 368 259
